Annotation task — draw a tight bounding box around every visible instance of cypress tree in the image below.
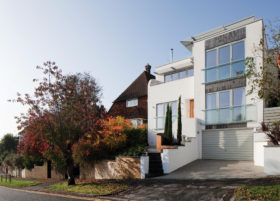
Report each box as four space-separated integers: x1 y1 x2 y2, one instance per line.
177 96 182 144
163 105 169 145
167 105 173 145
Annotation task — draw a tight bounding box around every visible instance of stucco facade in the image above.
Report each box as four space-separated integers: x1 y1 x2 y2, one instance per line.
148 16 264 172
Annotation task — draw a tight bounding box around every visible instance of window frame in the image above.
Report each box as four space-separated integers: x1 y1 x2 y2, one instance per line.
164 67 194 83
204 40 245 83
126 98 138 107
205 87 246 124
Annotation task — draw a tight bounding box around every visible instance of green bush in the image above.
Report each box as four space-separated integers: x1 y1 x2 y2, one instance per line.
119 127 147 157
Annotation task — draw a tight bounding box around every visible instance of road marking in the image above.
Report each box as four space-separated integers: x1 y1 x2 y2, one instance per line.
0 185 111 201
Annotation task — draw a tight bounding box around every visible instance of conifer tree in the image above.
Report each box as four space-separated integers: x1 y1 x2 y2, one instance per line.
177 96 182 144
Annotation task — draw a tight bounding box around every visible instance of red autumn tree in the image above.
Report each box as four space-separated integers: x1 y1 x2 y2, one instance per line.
12 61 105 185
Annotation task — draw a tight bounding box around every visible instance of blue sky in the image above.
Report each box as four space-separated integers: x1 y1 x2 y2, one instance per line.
0 0 279 137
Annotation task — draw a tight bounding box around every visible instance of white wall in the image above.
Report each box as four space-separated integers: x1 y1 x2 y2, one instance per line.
148 76 195 146
245 20 264 129
140 156 149 179
161 138 198 173
192 39 205 159
254 132 268 166
264 146 280 175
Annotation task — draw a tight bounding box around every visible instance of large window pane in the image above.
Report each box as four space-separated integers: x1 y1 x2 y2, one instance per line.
171 101 177 115
156 117 165 129
172 72 179 81
219 64 230 80
206 93 216 109
219 108 230 123
206 110 217 124
233 106 245 121
233 88 245 106
219 45 230 65
232 41 245 61
179 71 187 79
206 49 217 68
232 60 245 77
206 68 217 82
219 91 230 108
165 74 172 82
187 68 194 76
156 104 164 117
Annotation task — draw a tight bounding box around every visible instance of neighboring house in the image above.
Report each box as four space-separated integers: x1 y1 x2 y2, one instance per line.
108 64 155 127
148 16 264 165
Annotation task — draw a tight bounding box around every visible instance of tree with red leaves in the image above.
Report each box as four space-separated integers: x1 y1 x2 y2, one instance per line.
12 61 105 185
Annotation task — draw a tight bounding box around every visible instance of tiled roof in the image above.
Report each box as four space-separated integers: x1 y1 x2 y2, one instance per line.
113 71 155 103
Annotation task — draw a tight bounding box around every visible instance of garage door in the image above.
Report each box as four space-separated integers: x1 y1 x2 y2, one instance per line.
202 128 253 160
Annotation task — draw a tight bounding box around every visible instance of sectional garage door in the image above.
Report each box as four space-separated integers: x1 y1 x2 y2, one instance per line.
202 128 253 160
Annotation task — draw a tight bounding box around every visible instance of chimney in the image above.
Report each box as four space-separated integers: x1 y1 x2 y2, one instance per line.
145 63 151 74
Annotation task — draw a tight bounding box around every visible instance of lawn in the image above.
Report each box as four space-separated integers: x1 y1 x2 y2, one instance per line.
235 185 280 201
48 182 130 195
0 178 42 188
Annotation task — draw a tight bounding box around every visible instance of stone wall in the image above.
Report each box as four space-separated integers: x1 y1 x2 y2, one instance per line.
21 163 64 180
80 156 141 180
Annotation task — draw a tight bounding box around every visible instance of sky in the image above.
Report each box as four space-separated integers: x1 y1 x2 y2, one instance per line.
0 0 279 138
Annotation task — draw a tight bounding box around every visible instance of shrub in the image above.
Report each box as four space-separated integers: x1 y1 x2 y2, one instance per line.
177 96 182 144
119 127 148 157
163 105 173 145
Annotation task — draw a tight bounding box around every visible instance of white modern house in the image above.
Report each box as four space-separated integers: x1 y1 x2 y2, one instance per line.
147 16 266 174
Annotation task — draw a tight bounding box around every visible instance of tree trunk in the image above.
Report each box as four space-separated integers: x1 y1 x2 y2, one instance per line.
66 158 75 185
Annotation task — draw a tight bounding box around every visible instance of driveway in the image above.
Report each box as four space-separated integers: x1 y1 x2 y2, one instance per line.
157 160 264 180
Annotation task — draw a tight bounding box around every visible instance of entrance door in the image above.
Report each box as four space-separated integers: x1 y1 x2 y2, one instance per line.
47 160 51 178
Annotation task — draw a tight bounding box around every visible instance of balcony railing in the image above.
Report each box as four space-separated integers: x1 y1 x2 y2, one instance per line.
203 59 245 84
203 104 256 125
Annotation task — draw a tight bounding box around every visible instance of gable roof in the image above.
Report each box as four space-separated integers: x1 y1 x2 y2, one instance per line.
113 71 155 103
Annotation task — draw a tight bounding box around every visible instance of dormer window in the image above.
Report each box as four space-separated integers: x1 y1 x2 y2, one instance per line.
126 98 138 107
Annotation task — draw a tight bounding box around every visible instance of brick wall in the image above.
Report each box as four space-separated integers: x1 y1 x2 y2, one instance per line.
108 96 147 120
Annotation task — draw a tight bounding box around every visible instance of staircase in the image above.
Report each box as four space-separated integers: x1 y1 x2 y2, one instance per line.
148 153 164 177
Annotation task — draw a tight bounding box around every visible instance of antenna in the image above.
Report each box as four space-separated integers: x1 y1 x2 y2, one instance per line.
170 48 174 63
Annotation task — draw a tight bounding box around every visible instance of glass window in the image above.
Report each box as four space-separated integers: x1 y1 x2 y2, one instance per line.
156 104 164 117
206 93 216 109
206 49 217 68
219 64 230 80
219 91 230 108
171 101 177 115
233 106 245 121
127 98 138 107
187 68 194 76
232 60 245 77
206 110 217 124
219 108 230 123
165 74 172 82
232 41 245 61
206 68 217 82
179 71 187 79
233 88 245 106
172 72 179 80
219 45 230 65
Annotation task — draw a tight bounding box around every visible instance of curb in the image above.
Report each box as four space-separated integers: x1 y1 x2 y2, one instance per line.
0 185 111 201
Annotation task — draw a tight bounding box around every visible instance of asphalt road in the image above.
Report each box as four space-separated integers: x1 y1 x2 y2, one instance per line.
0 186 102 201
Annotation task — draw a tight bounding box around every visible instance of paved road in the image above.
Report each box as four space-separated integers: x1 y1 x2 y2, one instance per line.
0 186 103 201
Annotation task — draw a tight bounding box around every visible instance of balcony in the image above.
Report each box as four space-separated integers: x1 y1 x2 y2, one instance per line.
203 59 245 84
203 104 256 125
